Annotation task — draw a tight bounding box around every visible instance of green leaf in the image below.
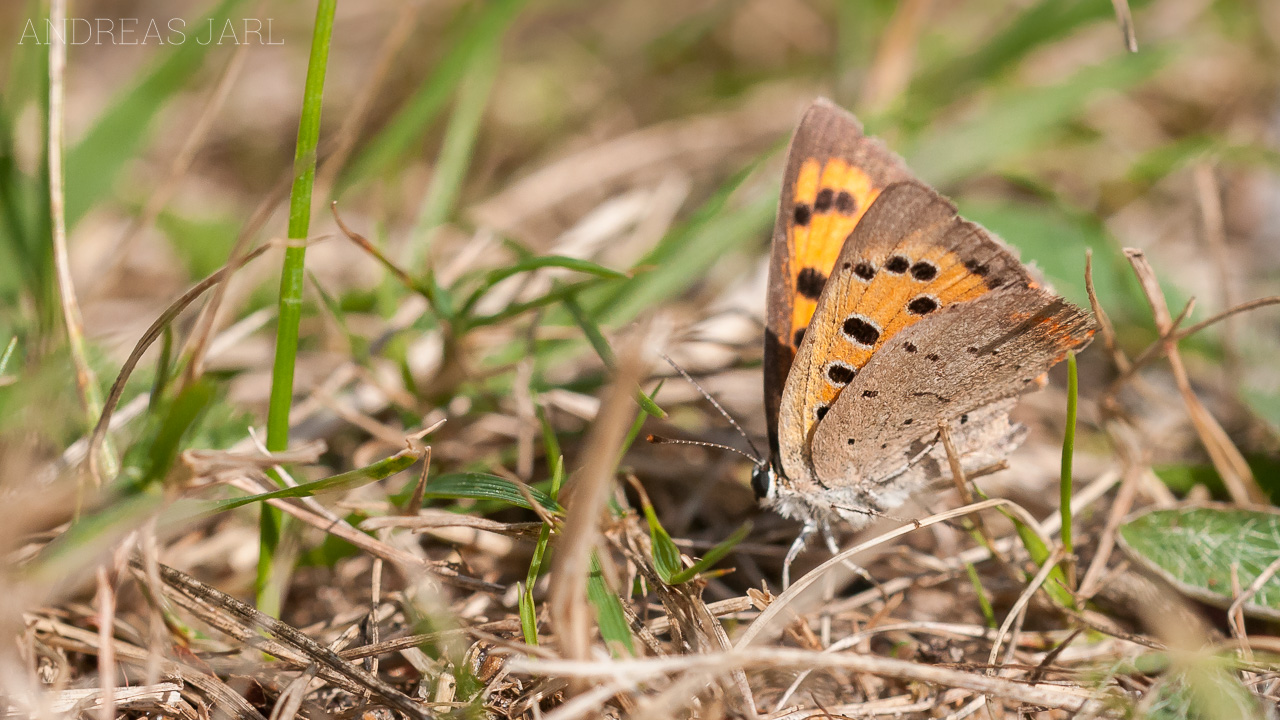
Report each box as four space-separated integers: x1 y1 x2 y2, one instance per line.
420 472 563 514
587 554 634 656
668 522 751 585
1119 506 1280 621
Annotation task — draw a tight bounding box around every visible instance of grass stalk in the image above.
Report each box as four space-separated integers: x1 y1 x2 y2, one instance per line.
47 0 116 482
1060 351 1079 591
260 0 338 615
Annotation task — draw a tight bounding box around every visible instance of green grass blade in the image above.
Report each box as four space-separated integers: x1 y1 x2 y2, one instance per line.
464 277 615 329
564 295 666 420
1060 352 1079 587
261 0 338 616
518 582 538 646
964 561 998 629
460 257 628 318
209 449 420 514
341 0 526 187
412 41 500 247
904 49 1170 186
148 327 173 414
536 408 563 482
639 495 683 583
0 335 17 375
420 472 563 514
140 378 214 488
65 0 248 226
668 522 751 585
587 554 634 656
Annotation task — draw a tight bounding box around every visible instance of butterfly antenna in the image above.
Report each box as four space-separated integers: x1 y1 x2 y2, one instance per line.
658 351 765 462
647 434 763 465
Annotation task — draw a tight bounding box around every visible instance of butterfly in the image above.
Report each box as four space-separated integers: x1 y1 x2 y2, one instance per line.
751 99 1096 585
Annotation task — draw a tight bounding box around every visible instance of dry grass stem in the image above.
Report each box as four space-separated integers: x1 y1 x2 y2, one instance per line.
1123 249 1264 504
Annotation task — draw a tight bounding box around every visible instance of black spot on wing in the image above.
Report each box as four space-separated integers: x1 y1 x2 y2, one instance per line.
814 188 834 213
796 267 826 300
842 315 881 347
853 262 876 281
793 204 812 226
835 191 856 215
910 261 938 281
826 362 856 385
793 328 806 347
885 255 910 273
907 296 939 315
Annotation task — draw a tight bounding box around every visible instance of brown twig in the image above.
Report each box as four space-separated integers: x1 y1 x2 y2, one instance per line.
1123 249 1264 504
138 559 433 719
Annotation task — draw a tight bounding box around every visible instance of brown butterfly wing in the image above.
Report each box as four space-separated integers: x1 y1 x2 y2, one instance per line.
776 181 1038 482
811 284 1095 485
764 99 911 460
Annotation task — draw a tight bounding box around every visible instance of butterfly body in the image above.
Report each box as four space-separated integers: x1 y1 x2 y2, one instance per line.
758 100 1095 580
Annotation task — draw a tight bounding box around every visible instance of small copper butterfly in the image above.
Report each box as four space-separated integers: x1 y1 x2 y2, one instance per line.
752 99 1096 584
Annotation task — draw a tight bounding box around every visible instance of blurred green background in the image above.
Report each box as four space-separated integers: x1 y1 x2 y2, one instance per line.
0 0 1277 492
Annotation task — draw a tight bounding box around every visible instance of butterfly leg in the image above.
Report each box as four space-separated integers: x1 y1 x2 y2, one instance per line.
821 518 885 595
782 520 817 590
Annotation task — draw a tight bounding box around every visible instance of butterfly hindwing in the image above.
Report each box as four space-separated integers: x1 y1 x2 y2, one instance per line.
764 99 911 461
811 284 1095 485
777 181 1042 482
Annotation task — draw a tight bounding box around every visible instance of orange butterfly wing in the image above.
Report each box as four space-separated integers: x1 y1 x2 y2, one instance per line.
764 99 911 460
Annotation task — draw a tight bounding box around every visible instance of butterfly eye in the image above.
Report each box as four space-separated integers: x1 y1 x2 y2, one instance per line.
750 464 774 499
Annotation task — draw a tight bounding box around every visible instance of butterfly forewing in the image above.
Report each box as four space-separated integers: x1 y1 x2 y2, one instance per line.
764 100 911 460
